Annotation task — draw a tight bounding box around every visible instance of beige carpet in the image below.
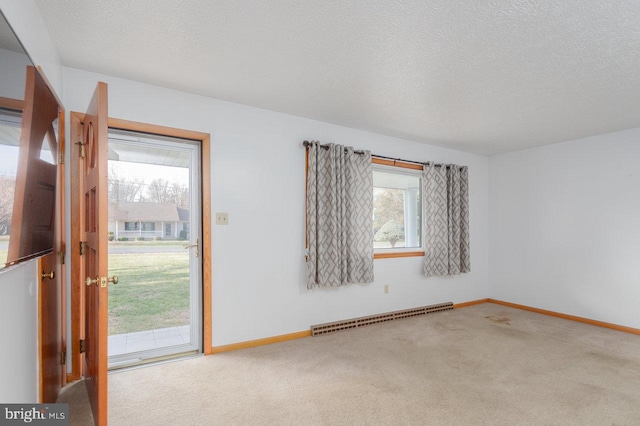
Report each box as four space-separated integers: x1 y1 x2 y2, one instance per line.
59 303 640 425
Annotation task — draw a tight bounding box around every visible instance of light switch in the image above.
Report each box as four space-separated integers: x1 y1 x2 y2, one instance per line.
216 212 229 225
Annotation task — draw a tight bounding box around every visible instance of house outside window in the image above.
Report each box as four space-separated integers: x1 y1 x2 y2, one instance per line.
142 222 155 231
372 164 421 252
124 221 139 231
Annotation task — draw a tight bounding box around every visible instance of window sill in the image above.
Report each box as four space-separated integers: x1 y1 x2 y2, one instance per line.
374 251 424 259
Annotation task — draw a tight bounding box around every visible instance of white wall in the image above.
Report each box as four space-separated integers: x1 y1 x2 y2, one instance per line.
0 48 31 100
490 128 640 328
0 0 63 95
0 261 39 402
63 67 490 346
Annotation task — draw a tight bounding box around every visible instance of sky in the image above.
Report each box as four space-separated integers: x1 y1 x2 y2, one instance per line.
109 160 190 186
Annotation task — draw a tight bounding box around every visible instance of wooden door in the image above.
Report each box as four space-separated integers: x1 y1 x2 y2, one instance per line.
39 106 66 403
38 249 64 402
12 65 66 402
8 66 58 263
80 82 109 426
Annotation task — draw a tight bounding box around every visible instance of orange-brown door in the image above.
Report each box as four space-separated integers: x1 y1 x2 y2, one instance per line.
14 65 66 403
38 250 65 402
80 82 109 426
8 66 58 263
39 107 66 403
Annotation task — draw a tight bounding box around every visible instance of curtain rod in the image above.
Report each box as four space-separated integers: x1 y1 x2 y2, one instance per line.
303 140 366 155
303 140 460 169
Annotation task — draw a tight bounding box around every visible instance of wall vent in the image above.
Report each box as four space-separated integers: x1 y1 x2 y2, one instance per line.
310 302 454 336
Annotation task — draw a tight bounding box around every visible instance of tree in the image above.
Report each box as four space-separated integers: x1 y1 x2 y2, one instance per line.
108 164 190 207
108 165 144 204
145 178 189 208
0 177 15 235
145 178 171 204
373 188 404 233
374 220 404 247
167 180 189 208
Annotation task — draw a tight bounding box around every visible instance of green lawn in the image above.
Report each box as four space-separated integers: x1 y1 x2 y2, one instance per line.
108 251 190 335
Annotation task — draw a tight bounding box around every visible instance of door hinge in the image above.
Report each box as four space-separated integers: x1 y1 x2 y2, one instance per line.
59 249 65 265
79 241 86 256
75 141 85 159
58 149 65 164
79 339 86 354
61 348 67 365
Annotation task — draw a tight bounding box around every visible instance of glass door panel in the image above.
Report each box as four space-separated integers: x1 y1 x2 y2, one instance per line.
106 129 201 369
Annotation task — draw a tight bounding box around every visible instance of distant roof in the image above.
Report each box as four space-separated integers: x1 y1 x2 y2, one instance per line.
109 202 188 222
177 207 189 222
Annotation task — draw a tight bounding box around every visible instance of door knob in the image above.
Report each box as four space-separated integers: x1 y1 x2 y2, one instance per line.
86 276 98 286
41 270 55 280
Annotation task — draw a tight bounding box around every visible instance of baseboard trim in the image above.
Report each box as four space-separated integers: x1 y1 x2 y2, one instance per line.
210 330 311 354
453 298 490 309
207 297 640 355
486 298 640 336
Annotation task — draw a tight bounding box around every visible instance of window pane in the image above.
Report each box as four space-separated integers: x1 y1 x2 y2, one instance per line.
373 169 421 249
124 221 139 231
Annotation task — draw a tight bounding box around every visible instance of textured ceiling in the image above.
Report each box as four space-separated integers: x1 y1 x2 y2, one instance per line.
34 0 640 155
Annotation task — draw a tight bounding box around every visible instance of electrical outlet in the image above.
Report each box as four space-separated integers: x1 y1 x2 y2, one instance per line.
216 212 229 225
384 284 389 294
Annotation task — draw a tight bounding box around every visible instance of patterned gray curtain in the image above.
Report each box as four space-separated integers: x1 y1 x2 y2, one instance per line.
306 142 374 289
422 164 470 277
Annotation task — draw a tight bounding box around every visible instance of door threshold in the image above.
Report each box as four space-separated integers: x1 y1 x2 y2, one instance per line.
108 350 201 373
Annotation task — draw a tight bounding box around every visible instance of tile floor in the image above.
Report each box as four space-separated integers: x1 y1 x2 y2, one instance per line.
108 325 190 356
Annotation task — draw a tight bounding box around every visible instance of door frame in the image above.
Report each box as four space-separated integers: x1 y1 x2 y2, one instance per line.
107 126 204 366
69 116 212 381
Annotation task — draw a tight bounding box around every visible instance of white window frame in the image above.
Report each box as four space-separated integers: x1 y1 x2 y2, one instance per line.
372 162 423 257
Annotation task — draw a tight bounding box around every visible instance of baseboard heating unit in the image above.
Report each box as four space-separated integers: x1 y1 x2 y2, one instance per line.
310 302 454 336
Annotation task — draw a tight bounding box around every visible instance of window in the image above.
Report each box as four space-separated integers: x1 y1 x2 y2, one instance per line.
304 149 426 260
124 221 139 231
372 159 424 259
124 221 155 231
